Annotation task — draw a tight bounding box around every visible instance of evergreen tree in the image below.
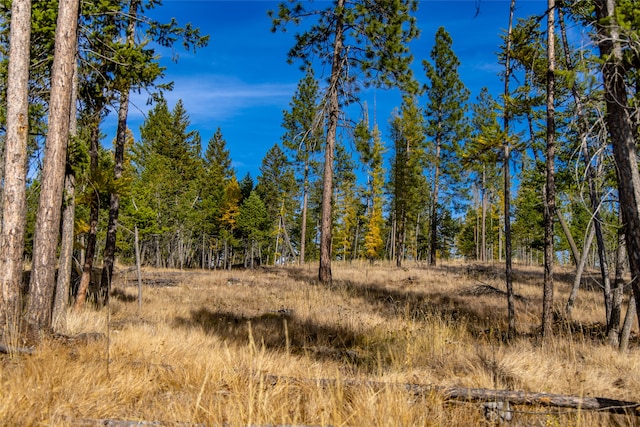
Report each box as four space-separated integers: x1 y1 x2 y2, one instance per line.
388 95 428 266
237 191 269 268
220 176 242 269
423 27 470 266
332 143 362 262
361 124 386 262
132 100 203 268
281 67 323 265
256 143 297 263
0 0 32 341
271 0 419 284
461 88 502 262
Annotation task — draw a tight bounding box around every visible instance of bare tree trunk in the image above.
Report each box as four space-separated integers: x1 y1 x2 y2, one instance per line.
565 223 595 317
481 167 487 262
101 0 140 304
26 0 80 336
299 163 309 265
0 0 32 342
542 0 556 340
594 0 640 331
53 60 79 332
429 138 441 267
608 224 626 346
503 0 517 340
556 209 579 266
619 295 635 352
318 0 345 286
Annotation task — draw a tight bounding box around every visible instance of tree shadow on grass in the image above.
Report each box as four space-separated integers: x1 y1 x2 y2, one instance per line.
174 308 373 368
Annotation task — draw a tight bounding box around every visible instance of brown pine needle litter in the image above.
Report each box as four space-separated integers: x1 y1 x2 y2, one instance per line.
1 261 639 426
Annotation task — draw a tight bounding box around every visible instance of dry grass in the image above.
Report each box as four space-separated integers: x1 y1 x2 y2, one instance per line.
1 261 639 426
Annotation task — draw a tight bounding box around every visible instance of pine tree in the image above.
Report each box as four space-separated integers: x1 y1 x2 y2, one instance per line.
237 191 269 269
332 143 362 262
0 0 32 341
462 88 502 262
271 0 419 284
388 95 427 266
132 100 203 269
256 144 297 263
423 27 470 266
282 67 323 265
361 125 386 262
26 0 80 335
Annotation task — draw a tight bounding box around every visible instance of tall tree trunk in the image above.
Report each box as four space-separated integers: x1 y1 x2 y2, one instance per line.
318 0 345 286
299 162 309 265
503 0 517 340
594 0 640 332
542 0 556 340
481 167 487 262
101 0 140 304
52 60 79 332
429 137 441 267
26 0 80 336
608 223 626 346
75 121 101 310
0 0 32 342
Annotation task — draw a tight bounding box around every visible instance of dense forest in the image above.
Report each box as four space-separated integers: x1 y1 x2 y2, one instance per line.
1 0 640 345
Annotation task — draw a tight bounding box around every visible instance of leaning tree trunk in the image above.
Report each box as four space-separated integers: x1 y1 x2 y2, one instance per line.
0 0 32 343
565 223 595 317
542 0 556 340
318 0 345 286
26 0 80 336
594 0 640 332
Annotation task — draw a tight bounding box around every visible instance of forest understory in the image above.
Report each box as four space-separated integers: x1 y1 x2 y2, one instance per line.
1 262 639 426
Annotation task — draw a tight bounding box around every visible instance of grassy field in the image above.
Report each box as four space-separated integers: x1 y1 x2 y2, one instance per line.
1 261 639 426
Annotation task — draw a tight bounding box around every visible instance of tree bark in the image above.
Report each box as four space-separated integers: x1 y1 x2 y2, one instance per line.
26 0 80 336
0 0 32 342
52 60 79 332
318 0 345 286
594 0 640 332
556 209 579 266
542 0 556 340
503 0 517 340
429 137 440 267
609 225 626 346
619 295 635 352
565 223 595 317
299 163 309 265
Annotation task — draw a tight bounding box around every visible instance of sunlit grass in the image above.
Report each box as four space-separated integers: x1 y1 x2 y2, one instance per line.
0 261 638 425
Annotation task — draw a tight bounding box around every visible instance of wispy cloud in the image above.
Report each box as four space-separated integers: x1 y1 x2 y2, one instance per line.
128 74 297 124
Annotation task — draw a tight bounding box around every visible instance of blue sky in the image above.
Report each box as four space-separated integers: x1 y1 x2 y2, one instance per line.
110 0 564 180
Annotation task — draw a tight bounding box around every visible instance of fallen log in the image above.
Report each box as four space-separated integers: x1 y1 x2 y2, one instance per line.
265 375 640 416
